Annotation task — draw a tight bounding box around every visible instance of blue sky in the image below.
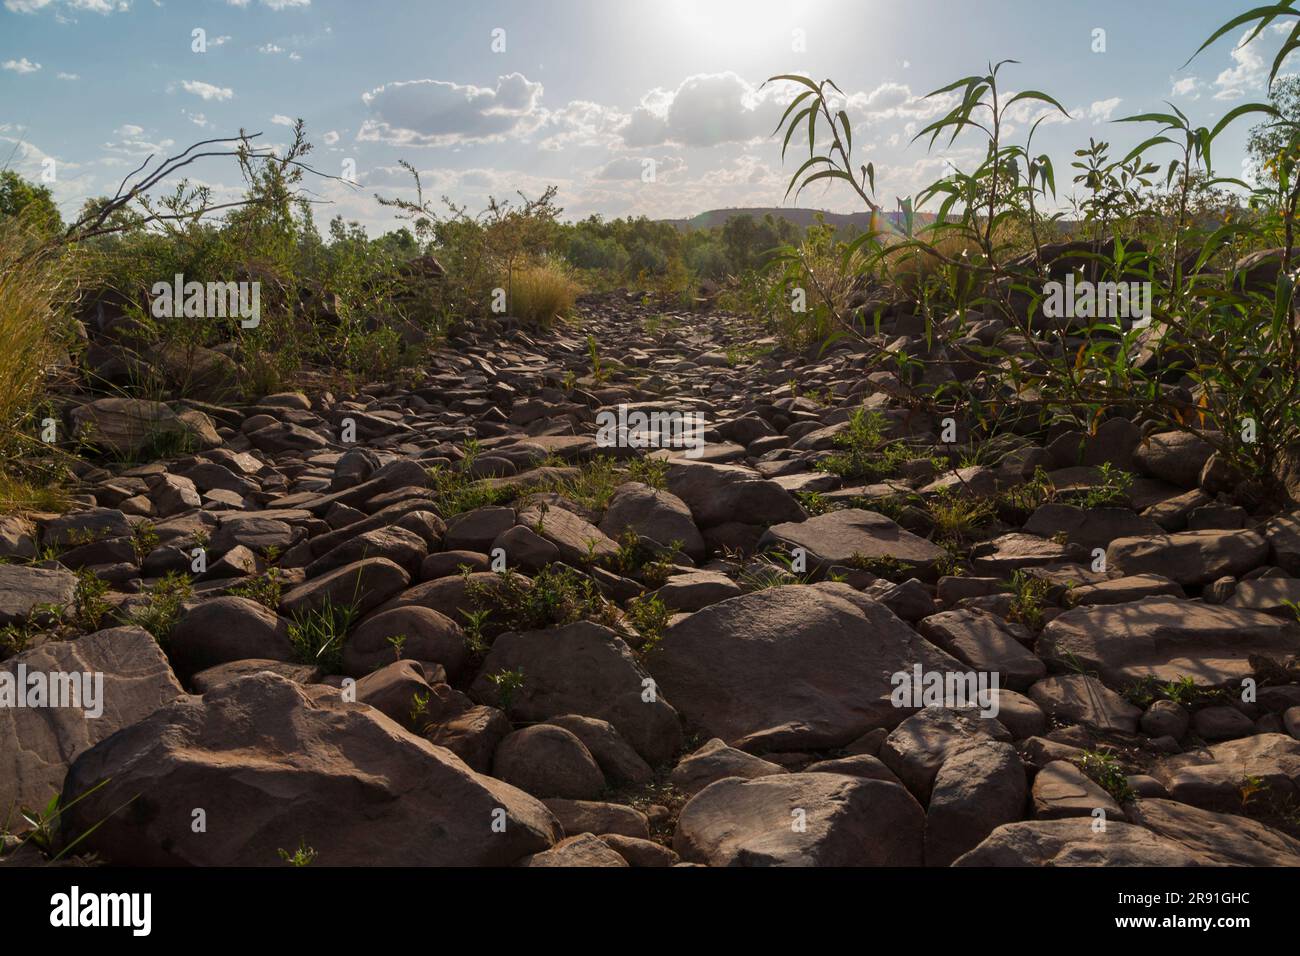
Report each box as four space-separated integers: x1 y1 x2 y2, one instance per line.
0 0 1291 235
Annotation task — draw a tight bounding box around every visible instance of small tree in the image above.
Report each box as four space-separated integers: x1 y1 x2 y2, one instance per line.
1246 75 1300 186
0 170 63 237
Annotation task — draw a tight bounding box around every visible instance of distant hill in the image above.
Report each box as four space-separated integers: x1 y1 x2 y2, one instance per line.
659 207 937 233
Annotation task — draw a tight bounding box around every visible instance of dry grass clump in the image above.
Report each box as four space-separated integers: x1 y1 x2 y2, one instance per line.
509 261 581 327
0 220 69 510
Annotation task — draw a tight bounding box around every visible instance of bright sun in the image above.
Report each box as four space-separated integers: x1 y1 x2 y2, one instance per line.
670 0 813 47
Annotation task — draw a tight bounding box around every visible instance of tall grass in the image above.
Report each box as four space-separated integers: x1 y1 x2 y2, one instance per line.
0 220 69 511
509 261 581 327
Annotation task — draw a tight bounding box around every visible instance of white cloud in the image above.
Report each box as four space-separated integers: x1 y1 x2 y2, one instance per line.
536 100 627 151
1212 24 1299 100
359 73 545 146
1171 76 1201 99
1087 97 1122 122
259 44 284 54
622 72 778 148
270 114 295 126
594 155 685 181
179 80 234 101
56 71 79 80
6 0 129 13
322 130 340 144
102 123 175 155
0 133 94 208
227 0 309 8
3 58 42 74
846 82 953 124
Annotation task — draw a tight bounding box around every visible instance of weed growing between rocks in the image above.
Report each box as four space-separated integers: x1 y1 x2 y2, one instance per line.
1077 750 1137 804
288 595 359 673
465 565 618 635
128 572 194 645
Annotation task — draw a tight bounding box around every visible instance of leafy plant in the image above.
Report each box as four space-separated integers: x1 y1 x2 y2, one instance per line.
626 594 672 653
1005 570 1052 629
277 838 317 867
486 667 526 712
1076 750 1136 804
128 571 193 644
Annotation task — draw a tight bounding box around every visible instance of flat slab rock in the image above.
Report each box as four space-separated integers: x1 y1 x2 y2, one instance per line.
757 509 947 574
648 583 966 753
1124 798 1300 866
1106 529 1268 586
1027 674 1142 734
954 819 1207 866
1 627 183 817
1038 596 1300 687
1153 734 1300 812
0 563 78 626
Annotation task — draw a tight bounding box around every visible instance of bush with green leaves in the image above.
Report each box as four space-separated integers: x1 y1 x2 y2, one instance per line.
763 4 1300 502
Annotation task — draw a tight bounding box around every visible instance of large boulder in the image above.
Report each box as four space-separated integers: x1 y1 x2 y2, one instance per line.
954 819 1205 866
673 772 925 866
1153 734 1300 812
1027 674 1142 734
304 527 428 579
58 673 560 865
491 725 606 800
1106 530 1267 586
1133 431 1215 489
669 737 787 797
470 621 682 765
878 707 1013 804
925 739 1027 866
279 557 410 620
1 627 183 818
0 563 77 626
167 596 294 681
599 482 705 558
1038 597 1300 687
516 504 619 566
664 459 805 528
917 608 1045 691
648 583 966 753
1125 798 1300 865
343 605 466 679
70 398 220 457
1024 504 1162 551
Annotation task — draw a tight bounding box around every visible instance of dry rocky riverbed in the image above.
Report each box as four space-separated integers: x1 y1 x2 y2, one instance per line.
4 290 1300 867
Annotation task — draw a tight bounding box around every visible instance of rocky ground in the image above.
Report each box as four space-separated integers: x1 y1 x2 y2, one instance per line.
3 289 1300 867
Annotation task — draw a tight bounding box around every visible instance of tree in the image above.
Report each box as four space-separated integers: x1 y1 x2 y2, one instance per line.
0 170 63 236
1246 75 1300 186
